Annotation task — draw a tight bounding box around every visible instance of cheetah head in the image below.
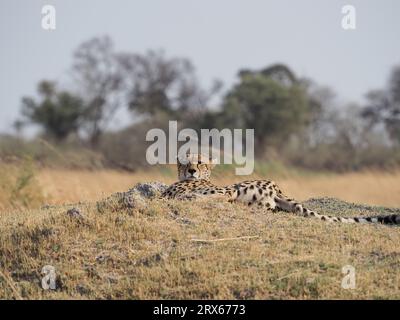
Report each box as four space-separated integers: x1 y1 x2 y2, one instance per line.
177 153 216 181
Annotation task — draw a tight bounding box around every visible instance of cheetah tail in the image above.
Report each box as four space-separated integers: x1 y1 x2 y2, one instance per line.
274 197 400 225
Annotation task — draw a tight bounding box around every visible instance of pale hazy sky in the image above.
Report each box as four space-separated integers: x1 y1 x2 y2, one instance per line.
1 0 399 133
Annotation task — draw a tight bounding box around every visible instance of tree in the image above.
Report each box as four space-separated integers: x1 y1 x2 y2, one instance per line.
118 50 221 121
299 80 336 146
239 63 298 87
19 81 84 141
362 65 400 145
72 36 125 147
220 64 312 155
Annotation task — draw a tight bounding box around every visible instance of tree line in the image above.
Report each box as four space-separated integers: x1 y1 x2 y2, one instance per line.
14 36 400 171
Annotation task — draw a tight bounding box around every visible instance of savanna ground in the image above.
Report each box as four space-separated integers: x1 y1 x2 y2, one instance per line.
0 162 399 299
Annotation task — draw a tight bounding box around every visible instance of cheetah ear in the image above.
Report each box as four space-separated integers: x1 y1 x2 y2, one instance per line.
177 155 189 165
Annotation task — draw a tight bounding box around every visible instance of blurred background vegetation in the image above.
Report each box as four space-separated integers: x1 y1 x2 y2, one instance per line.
2 35 400 173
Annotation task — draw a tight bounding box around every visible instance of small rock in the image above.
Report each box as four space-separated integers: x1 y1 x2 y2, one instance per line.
66 208 84 219
128 181 169 199
76 284 91 295
95 254 110 263
179 217 193 225
96 181 168 213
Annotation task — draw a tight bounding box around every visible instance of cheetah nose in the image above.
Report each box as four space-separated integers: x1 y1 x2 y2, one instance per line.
188 169 196 175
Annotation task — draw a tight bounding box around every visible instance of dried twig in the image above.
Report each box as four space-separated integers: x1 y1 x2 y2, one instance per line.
276 270 302 281
0 270 23 300
190 235 259 243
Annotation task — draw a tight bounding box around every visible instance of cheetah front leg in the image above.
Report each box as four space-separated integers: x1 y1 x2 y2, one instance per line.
172 193 199 201
171 192 229 202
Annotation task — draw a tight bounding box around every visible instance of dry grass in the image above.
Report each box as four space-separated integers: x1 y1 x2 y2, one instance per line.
278 171 400 207
0 162 44 212
0 197 399 299
36 167 400 207
0 165 399 299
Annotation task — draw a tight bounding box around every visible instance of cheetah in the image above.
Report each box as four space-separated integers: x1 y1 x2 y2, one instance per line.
161 153 400 225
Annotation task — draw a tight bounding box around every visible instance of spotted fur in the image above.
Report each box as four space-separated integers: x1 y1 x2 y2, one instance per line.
161 154 400 225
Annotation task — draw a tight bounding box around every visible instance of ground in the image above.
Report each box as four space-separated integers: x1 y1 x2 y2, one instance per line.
0 171 399 299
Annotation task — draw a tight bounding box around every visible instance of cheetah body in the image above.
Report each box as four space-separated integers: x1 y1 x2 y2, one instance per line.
161 154 400 225
163 179 280 210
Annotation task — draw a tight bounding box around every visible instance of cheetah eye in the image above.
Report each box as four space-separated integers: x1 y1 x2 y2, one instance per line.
198 161 202 164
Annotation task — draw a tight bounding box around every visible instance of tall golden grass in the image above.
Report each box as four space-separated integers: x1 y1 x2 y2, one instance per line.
36 168 400 208
1 162 400 211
